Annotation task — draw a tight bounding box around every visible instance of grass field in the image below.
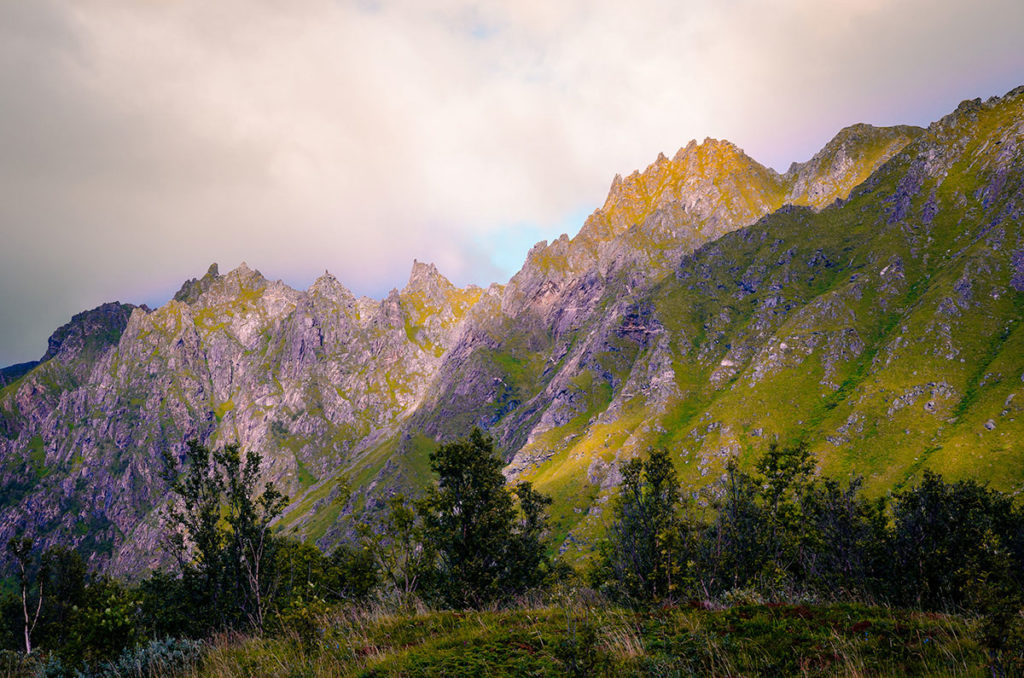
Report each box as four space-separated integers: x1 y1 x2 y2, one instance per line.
165 596 1004 677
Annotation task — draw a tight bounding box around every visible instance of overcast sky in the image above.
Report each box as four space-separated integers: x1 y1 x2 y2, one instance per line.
1 0 1023 366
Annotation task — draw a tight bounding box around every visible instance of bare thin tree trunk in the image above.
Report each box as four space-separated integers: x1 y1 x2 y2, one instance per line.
23 615 31 656
18 562 43 655
241 526 269 632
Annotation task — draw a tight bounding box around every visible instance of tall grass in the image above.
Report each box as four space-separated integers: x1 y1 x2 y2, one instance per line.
161 591 993 677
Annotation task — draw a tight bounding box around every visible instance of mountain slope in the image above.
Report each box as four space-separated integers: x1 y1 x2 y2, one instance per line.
493 90 1024 555
0 261 484 571
326 90 1022 558
1 89 1021 571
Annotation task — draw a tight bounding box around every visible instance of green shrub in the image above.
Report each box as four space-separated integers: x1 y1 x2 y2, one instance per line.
92 636 203 678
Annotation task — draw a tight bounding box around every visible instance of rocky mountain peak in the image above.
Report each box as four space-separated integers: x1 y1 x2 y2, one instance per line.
783 123 924 209
0 301 136 386
193 262 273 307
402 259 458 310
929 89 1021 138
919 86 1024 179
500 128 918 318
308 270 353 303
603 138 762 205
224 261 264 284
589 137 783 244
42 301 137 364
172 263 222 304
405 259 448 291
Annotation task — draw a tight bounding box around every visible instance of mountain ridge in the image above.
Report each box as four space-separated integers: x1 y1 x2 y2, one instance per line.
2 87 1022 572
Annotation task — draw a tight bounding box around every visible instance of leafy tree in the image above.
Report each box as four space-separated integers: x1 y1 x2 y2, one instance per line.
272 538 377 608
61 576 140 667
160 441 225 625
755 441 815 578
418 428 552 607
161 440 288 632
219 443 288 630
325 543 378 601
507 481 554 592
889 470 1023 611
595 448 693 602
798 476 888 599
700 458 764 592
0 590 21 652
269 538 377 641
700 442 818 594
138 570 194 639
37 545 87 651
361 494 431 599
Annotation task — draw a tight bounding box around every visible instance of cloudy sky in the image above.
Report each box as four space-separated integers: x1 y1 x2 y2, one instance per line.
1 0 1023 365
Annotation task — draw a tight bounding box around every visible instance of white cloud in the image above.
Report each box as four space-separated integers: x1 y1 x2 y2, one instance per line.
1 0 1023 364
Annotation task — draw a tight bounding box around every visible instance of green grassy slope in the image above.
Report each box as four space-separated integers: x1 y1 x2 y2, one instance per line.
487 89 1024 557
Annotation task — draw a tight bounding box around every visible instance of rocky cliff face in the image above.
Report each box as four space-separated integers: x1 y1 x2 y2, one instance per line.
481 89 1024 556
0 260 482 572
1 88 1022 571
407 125 924 458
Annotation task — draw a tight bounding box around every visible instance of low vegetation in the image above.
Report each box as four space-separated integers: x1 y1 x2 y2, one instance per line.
2 433 1023 676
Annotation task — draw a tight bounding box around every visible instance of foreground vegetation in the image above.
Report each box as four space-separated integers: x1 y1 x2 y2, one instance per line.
0 594 1006 677
2 431 1023 676
170 598 997 677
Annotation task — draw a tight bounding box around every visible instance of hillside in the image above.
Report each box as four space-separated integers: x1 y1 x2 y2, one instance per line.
1 87 1022 571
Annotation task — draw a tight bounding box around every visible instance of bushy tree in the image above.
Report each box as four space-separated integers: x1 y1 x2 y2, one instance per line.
37 545 87 652
161 440 288 632
889 470 1023 611
60 576 140 667
418 428 552 607
701 442 821 594
756 441 815 566
507 481 554 592
595 448 694 602
267 539 378 641
272 539 377 607
797 476 888 599
360 493 431 599
0 589 21 652
699 457 765 592
138 570 194 639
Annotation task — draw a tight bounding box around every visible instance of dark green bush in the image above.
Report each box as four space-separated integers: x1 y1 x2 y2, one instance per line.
888 470 1024 611
92 636 203 678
